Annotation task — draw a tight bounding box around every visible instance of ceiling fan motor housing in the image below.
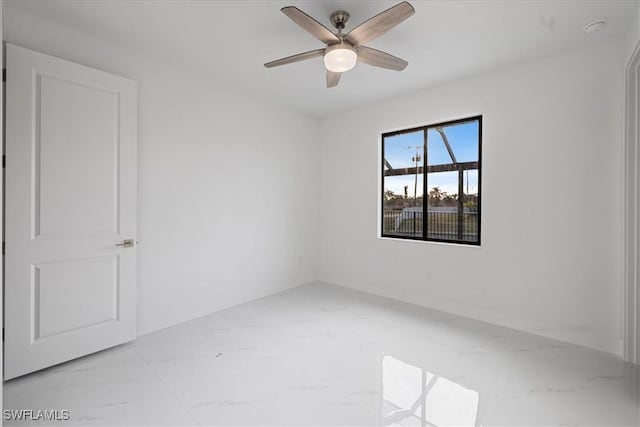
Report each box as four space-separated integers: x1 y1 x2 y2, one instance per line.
330 10 350 31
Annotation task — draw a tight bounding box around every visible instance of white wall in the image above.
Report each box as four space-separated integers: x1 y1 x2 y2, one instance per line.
2 0 5 407
319 38 625 355
4 7 320 335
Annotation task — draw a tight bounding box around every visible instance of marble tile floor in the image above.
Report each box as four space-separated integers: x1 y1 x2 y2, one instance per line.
3 282 640 426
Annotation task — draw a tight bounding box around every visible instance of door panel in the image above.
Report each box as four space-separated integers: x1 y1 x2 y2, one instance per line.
35 256 118 339
5 44 138 380
37 74 120 237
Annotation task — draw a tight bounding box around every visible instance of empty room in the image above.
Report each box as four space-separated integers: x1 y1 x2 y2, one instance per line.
2 0 640 425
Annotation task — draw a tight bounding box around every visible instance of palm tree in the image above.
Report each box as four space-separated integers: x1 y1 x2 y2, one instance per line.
429 187 443 206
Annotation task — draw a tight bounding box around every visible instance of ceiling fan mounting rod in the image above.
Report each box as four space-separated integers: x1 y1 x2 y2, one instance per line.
330 10 350 32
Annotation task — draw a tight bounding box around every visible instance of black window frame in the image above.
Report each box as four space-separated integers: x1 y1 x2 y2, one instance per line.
380 115 482 246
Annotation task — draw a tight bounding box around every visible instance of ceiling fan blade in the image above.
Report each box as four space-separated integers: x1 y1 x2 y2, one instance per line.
326 70 341 88
281 6 340 45
264 49 325 68
357 46 408 71
345 1 415 47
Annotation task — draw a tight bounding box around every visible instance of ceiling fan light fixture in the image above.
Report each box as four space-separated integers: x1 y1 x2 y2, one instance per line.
323 43 357 72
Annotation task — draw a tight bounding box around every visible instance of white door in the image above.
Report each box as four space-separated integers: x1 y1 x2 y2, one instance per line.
4 44 138 380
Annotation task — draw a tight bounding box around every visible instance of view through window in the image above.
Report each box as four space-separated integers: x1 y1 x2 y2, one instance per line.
381 116 481 244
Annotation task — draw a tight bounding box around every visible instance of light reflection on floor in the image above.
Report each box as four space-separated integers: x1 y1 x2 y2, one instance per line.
383 355 480 427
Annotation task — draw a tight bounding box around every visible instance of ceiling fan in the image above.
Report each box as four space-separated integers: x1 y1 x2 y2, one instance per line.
264 1 415 88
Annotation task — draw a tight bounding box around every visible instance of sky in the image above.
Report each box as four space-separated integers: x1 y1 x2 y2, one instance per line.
383 120 479 196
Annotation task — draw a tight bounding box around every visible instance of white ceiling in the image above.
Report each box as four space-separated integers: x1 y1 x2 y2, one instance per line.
6 0 638 118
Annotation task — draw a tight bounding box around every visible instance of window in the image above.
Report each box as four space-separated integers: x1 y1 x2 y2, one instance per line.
381 116 482 245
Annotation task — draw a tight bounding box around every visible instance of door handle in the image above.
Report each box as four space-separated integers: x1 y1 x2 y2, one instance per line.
115 239 135 248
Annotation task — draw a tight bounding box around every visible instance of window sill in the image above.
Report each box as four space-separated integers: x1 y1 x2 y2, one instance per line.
377 235 482 248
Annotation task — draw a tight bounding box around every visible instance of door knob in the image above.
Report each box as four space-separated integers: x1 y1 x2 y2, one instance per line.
115 239 135 248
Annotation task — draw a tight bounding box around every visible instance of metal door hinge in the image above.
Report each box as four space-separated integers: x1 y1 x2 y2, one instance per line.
3 154 5 168
2 68 5 82
2 242 5 255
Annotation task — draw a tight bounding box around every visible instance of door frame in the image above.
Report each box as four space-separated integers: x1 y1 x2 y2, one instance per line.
624 40 640 365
